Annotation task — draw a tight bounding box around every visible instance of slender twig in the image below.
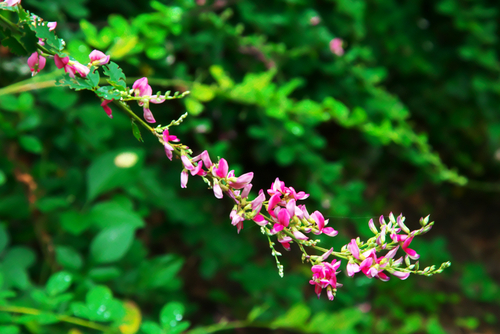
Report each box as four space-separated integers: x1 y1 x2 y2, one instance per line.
0 305 111 332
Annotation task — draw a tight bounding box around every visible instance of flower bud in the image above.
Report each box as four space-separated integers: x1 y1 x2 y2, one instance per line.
89 49 110 66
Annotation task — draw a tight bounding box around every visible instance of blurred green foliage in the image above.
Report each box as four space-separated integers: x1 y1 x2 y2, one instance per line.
1 0 500 333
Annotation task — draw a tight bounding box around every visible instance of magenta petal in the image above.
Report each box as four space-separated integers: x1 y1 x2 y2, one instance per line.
54 55 69 69
215 158 228 178
253 214 268 226
277 208 291 227
180 170 188 188
273 223 284 232
376 272 390 282
391 271 410 280
404 248 420 260
143 108 156 123
322 227 338 237
213 181 223 199
348 239 360 259
347 262 360 277
268 193 281 211
100 99 113 118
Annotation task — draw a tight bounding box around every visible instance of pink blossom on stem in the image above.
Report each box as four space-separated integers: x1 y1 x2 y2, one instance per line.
310 210 338 237
309 259 342 301
89 49 110 66
273 208 290 232
131 77 157 123
27 52 46 76
213 179 223 199
47 22 57 31
3 0 21 6
162 129 180 161
241 183 252 198
180 170 188 188
251 189 266 214
181 155 194 171
230 208 244 234
192 150 213 169
330 38 344 56
100 99 113 118
278 234 292 250
391 232 420 260
228 171 253 189
213 158 228 178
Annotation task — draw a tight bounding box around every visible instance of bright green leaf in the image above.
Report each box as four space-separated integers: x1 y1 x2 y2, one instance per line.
90 225 135 264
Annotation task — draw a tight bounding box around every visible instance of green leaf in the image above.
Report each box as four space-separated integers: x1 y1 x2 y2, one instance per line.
185 98 204 116
141 321 163 334
209 65 234 89
1 31 27 56
90 200 145 229
45 271 73 297
96 86 123 100
59 211 92 235
87 69 100 89
103 62 126 89
0 224 9 255
88 266 122 282
0 170 5 186
85 286 125 321
19 23 38 54
56 74 94 91
0 325 20 334
160 302 185 329
36 197 69 212
33 23 63 51
131 121 143 142
90 225 135 264
55 246 83 270
272 303 310 328
86 149 144 201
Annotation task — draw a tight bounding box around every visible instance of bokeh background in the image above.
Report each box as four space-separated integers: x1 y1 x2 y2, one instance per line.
1 0 500 333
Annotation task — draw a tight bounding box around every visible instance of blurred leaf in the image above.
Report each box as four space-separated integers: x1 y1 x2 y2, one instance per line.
45 271 73 297
131 121 143 142
59 211 92 236
272 303 310 328
185 98 204 116
141 321 163 334
87 149 145 201
89 266 122 282
0 224 9 255
18 135 42 154
90 225 135 264
55 246 83 270
0 325 20 334
90 200 145 229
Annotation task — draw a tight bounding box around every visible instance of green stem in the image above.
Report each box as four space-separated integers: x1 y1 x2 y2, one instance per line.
111 100 155 134
0 305 111 332
0 12 20 33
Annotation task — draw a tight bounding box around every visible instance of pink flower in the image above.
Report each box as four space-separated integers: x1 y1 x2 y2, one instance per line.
272 207 291 232
132 77 157 123
251 189 266 215
3 0 21 6
212 158 228 178
228 171 253 189
47 22 57 31
278 234 292 250
162 129 180 161
230 208 244 234
54 55 89 78
213 179 223 199
27 52 46 76
330 38 344 56
309 259 342 301
89 49 110 66
192 150 213 169
310 210 338 237
101 99 113 118
181 170 189 188
391 232 420 260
